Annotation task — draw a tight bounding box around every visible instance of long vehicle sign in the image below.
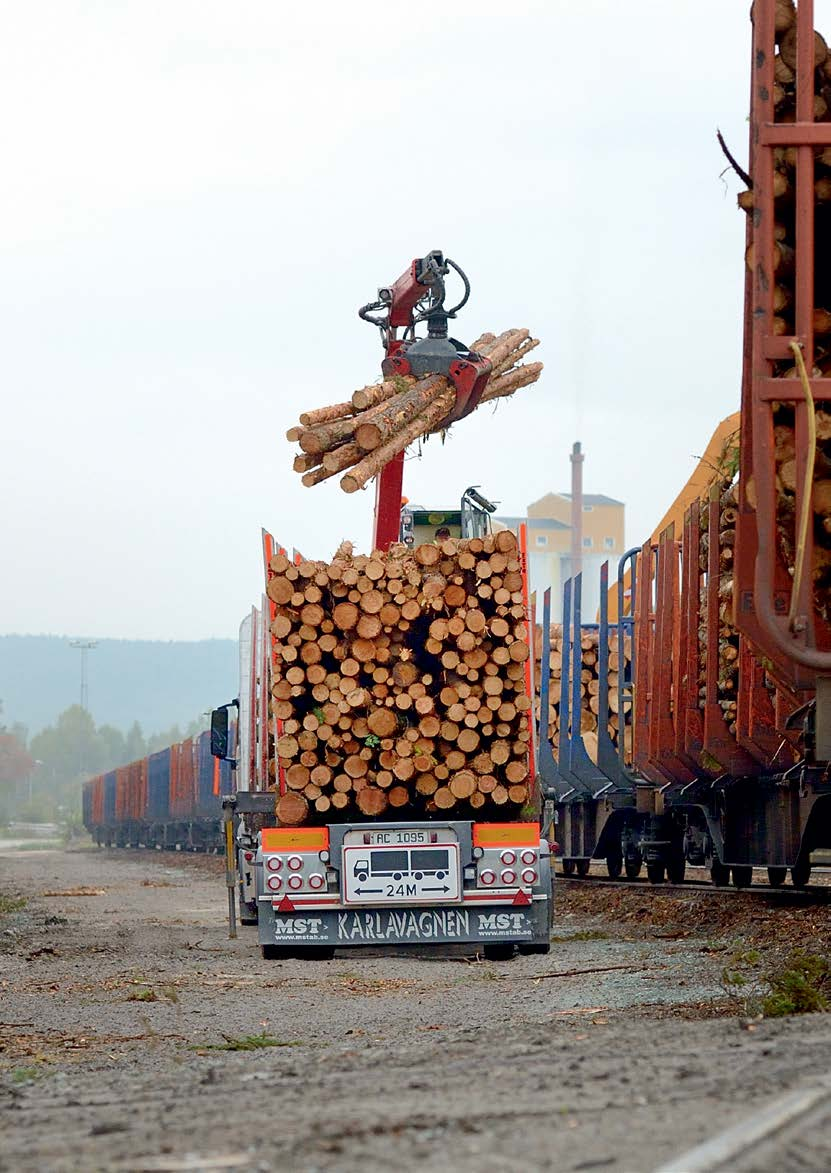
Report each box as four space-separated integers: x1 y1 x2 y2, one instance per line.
342 843 461 905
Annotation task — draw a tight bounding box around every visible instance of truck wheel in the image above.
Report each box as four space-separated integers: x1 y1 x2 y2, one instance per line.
483 943 515 961
710 860 730 886
791 859 812 888
261 945 291 960
767 866 787 888
575 859 591 877
731 865 753 888
240 901 258 926
646 861 665 884
518 943 551 955
293 946 336 960
606 852 623 880
561 860 576 877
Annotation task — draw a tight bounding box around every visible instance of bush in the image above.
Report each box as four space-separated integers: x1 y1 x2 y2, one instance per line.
762 950 831 1018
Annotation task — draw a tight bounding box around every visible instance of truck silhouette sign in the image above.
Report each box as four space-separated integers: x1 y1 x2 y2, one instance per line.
353 848 450 883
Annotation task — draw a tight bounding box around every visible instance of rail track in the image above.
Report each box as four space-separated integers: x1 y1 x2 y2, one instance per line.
557 867 831 901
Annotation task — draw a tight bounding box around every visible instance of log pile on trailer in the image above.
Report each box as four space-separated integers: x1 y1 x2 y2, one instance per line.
740 0 831 618
266 532 534 825
534 625 633 765
286 330 542 493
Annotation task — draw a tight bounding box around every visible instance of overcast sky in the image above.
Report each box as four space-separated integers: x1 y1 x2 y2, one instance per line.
4 0 821 641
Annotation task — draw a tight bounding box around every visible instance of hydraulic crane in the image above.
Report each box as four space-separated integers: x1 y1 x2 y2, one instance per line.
359 251 492 550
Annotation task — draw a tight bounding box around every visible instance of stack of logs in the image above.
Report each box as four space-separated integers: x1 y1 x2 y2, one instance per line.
534 626 633 766
267 532 534 826
740 0 831 617
287 329 542 494
699 479 742 734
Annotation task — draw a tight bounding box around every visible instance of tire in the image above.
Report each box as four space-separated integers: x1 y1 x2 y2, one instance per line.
483 943 516 961
575 859 591 877
767 866 787 888
606 853 623 880
710 860 730 886
293 946 336 960
792 859 812 888
561 859 576 877
666 854 686 885
731 865 753 889
624 852 643 879
261 945 291 960
646 861 665 884
518 942 551 955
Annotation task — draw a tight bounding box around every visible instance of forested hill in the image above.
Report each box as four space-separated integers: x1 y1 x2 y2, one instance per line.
0 635 238 738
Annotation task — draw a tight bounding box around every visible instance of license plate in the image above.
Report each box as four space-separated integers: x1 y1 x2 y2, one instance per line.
342 844 461 905
364 829 429 846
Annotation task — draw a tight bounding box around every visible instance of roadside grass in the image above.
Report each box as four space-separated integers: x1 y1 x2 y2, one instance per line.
721 947 831 1018
126 987 158 1003
0 894 26 916
10 1066 47 1085
190 1033 301 1052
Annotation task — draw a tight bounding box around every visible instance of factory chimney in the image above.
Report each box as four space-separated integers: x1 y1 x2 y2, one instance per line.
570 441 584 579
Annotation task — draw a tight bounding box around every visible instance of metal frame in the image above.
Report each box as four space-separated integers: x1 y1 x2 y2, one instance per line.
736 0 831 675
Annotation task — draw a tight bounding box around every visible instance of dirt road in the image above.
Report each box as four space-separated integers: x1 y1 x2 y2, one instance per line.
3 846 831 1172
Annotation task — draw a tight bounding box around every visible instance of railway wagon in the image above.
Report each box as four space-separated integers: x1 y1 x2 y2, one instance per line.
83 726 236 851
544 0 831 890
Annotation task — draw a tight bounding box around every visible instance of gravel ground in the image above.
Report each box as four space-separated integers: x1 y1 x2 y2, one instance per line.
2 846 831 1172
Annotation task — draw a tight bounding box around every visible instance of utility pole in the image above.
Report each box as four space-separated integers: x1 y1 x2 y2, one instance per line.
570 441 584 580
69 640 97 777
69 639 98 712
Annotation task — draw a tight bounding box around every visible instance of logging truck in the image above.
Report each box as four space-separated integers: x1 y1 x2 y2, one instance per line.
218 496 554 961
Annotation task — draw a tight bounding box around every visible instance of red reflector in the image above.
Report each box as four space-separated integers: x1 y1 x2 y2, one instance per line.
512 889 531 906
276 895 296 912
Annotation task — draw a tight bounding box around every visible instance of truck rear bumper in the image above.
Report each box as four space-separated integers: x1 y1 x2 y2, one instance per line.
257 896 551 947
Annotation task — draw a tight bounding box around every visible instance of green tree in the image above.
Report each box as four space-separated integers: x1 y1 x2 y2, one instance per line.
125 721 146 762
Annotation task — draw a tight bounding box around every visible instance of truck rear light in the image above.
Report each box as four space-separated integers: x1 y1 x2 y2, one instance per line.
500 850 517 866
501 869 517 885
244 851 254 862
308 873 325 890
479 869 496 886
288 875 303 890
521 850 536 866
521 868 537 885
266 875 282 892
266 856 282 872
287 855 303 871
319 850 330 863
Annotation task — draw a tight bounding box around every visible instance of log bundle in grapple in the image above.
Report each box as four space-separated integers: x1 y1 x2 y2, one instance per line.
267 531 533 825
287 329 543 493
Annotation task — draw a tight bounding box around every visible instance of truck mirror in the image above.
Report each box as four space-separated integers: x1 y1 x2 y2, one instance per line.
210 708 229 758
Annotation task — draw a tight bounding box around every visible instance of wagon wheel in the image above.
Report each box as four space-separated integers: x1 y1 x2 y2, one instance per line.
646 861 665 884
575 859 591 878
624 851 643 879
606 852 623 880
767 866 787 888
561 859 576 877
731 865 753 888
